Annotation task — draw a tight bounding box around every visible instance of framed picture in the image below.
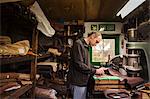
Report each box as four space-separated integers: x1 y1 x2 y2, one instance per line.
91 24 97 31
106 24 115 31
99 24 115 31
99 24 107 31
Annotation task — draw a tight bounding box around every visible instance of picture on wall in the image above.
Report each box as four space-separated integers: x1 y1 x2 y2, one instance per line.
106 24 115 31
91 24 97 31
99 24 115 31
99 24 107 31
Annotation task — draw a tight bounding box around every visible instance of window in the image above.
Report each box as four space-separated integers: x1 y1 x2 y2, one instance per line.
92 39 115 62
90 34 120 66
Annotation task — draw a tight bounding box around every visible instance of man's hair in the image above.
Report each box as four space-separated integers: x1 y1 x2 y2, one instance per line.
88 32 101 38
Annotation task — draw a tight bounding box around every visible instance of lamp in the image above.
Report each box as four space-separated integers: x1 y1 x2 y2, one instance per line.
116 0 146 18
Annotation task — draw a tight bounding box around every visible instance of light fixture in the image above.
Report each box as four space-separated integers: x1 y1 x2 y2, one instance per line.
116 0 146 18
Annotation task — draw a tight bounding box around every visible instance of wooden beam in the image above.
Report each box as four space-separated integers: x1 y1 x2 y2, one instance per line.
31 26 39 98
84 0 87 21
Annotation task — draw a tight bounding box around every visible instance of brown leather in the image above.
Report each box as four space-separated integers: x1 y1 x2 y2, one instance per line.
104 89 130 99
0 40 30 55
107 68 144 88
0 82 20 94
35 87 57 98
108 68 122 76
122 76 144 88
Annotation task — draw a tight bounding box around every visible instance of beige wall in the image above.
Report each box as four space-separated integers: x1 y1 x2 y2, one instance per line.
84 22 122 37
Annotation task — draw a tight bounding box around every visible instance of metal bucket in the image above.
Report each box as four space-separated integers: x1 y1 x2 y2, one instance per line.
128 28 137 42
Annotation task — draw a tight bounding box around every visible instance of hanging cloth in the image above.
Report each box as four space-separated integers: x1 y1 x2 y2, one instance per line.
30 1 55 37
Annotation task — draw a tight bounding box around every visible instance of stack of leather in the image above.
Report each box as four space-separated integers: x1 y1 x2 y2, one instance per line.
107 68 144 89
93 68 144 91
0 73 40 94
93 75 125 91
0 40 30 55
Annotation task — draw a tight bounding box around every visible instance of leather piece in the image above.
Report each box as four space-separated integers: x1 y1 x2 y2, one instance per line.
104 89 130 99
108 68 122 76
107 68 144 88
122 76 144 88
0 40 30 55
0 82 20 94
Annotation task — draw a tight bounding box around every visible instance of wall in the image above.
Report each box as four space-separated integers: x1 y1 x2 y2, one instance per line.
84 22 122 36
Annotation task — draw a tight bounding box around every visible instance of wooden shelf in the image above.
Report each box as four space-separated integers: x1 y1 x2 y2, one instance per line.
37 53 53 60
0 2 60 98
0 55 35 65
0 53 53 65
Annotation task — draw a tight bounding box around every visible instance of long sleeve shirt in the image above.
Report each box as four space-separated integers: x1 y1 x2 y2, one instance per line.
68 38 96 86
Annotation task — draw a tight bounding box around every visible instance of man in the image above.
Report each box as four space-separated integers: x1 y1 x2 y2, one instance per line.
67 32 107 99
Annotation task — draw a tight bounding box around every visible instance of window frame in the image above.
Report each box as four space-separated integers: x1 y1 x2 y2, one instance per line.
90 34 120 66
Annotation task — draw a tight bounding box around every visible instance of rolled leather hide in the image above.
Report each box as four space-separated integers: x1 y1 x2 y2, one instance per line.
0 40 30 55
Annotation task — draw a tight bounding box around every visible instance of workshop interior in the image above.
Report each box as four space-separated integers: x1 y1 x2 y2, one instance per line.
0 0 150 98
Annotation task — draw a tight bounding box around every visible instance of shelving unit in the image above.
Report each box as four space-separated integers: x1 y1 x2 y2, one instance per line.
0 2 39 98
0 55 35 65
0 39 38 99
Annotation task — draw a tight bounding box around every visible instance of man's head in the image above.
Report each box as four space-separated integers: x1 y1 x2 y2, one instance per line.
87 32 102 46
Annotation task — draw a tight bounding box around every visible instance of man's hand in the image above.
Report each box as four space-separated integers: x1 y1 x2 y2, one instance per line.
95 67 108 75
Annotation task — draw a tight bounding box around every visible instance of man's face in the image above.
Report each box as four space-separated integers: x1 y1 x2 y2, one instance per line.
89 35 101 46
